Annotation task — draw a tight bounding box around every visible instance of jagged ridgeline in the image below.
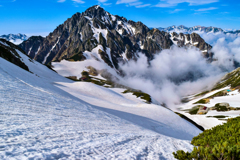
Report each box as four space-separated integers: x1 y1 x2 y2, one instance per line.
19 5 212 69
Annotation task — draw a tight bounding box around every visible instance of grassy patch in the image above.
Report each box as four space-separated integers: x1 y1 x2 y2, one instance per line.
207 115 229 119
212 68 240 90
122 89 151 103
193 90 229 105
194 90 210 97
214 103 229 111
188 106 201 115
207 90 228 99
193 99 208 104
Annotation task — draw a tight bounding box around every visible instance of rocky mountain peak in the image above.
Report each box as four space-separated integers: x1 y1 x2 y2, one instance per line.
83 5 110 20
19 5 213 68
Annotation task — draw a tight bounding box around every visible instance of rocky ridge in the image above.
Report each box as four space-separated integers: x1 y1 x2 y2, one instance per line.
19 5 212 68
0 38 29 71
158 25 240 35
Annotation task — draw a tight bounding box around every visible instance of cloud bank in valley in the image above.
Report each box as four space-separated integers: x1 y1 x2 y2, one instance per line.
116 37 240 108
53 33 240 109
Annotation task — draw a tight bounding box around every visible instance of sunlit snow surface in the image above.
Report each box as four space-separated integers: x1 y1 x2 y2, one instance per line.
0 48 202 159
175 87 240 129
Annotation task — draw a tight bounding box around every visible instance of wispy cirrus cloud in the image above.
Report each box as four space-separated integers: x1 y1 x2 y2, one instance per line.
103 3 112 5
156 0 219 8
57 0 66 2
195 7 218 12
136 4 151 8
97 0 112 6
170 9 185 13
72 0 85 4
116 0 138 4
98 0 108 2
117 0 150 8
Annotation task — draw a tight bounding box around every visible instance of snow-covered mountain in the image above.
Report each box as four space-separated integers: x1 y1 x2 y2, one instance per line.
158 25 240 35
1 36 203 159
0 33 28 45
19 5 212 67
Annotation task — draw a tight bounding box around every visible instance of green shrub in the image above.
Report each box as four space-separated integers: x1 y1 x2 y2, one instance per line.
194 90 210 97
173 117 240 160
122 89 151 103
188 106 201 115
193 99 208 104
207 115 229 119
214 103 229 111
212 68 240 90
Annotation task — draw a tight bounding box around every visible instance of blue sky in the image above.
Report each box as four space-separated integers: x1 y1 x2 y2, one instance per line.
0 0 240 36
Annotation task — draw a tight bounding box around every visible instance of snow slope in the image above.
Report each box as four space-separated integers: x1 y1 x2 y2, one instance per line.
174 87 240 129
0 45 202 159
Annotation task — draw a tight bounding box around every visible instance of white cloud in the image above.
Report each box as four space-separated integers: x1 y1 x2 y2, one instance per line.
116 0 138 4
98 0 108 2
170 9 185 13
117 46 225 108
57 0 66 2
103 3 112 6
195 7 218 12
113 36 240 108
72 0 85 4
155 3 176 7
156 0 219 8
136 4 151 8
211 37 240 70
129 2 142 6
117 0 150 8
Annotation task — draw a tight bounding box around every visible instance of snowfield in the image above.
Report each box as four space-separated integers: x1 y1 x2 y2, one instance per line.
0 47 202 159
174 87 240 129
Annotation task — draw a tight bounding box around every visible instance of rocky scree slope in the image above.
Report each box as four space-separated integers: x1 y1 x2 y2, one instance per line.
19 5 212 68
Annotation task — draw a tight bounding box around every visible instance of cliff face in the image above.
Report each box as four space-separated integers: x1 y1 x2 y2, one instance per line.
19 5 212 68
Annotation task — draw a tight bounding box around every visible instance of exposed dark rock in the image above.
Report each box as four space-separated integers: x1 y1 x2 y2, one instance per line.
0 39 29 71
19 5 212 70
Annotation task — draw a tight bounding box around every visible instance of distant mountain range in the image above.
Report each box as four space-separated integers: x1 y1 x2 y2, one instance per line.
0 33 28 45
157 25 240 35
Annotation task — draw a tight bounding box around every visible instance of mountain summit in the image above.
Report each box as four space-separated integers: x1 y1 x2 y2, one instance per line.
19 5 212 68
